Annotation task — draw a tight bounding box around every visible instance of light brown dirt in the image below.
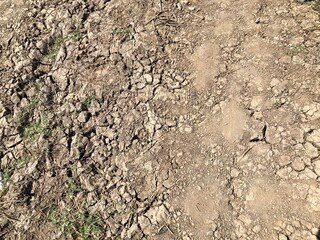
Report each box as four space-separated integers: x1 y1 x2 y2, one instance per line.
0 0 320 239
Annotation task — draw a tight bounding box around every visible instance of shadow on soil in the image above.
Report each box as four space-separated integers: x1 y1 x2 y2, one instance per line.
317 229 320 240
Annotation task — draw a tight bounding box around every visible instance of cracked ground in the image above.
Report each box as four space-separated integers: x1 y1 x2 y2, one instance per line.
0 0 320 239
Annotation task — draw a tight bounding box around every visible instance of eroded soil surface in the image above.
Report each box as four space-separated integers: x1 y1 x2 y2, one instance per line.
0 0 320 239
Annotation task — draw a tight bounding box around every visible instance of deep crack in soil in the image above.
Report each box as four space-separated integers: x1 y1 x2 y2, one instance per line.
0 0 320 239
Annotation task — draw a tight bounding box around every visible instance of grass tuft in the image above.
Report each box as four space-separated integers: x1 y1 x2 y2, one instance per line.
23 117 51 143
47 37 64 60
48 207 102 240
67 178 81 197
83 95 97 108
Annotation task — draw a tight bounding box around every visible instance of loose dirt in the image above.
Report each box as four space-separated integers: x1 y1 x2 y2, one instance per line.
0 0 320 239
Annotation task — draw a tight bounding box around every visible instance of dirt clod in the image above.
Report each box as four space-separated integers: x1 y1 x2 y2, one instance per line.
1 0 320 239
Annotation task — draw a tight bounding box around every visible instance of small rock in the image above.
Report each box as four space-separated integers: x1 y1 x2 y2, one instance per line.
278 233 288 240
300 168 317 180
52 68 69 91
184 125 193 133
302 103 318 117
168 82 181 89
252 225 261 233
270 78 280 87
138 215 153 235
231 168 240 178
143 74 153 84
163 179 175 188
311 227 319 235
146 205 170 225
156 205 170 223
313 160 320 176
62 116 72 127
78 111 89 123
214 231 222 238
144 161 153 172
292 158 305 171
206 231 214 236
250 95 264 110
279 156 291 167
11 93 20 105
136 82 146 89
206 99 214 107
158 226 168 235
0 102 7 118
28 49 42 60
305 142 319 159
36 39 48 53
127 223 139 238
307 130 320 148
166 119 176 127
276 167 292 178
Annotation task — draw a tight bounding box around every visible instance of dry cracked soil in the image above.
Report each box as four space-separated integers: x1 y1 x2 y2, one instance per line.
0 0 320 239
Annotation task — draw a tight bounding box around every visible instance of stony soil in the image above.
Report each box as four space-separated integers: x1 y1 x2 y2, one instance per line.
0 0 320 239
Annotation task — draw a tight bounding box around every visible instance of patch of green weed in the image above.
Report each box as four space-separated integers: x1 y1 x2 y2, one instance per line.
83 95 97 108
0 168 12 196
47 37 64 60
18 98 38 130
2 169 12 185
15 155 34 169
23 116 52 143
48 207 102 240
314 0 320 11
68 25 85 42
114 26 133 41
67 178 81 197
291 44 306 54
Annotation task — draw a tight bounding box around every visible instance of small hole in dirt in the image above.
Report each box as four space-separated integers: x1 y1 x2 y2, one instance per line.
90 163 98 175
23 181 33 195
132 134 139 141
51 171 56 177
83 211 89 218
66 168 72 177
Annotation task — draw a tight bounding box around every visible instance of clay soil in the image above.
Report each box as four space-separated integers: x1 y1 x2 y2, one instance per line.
0 0 320 239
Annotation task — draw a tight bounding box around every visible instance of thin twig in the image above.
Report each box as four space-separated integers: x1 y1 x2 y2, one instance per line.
237 144 255 162
1 212 19 222
166 225 174 235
